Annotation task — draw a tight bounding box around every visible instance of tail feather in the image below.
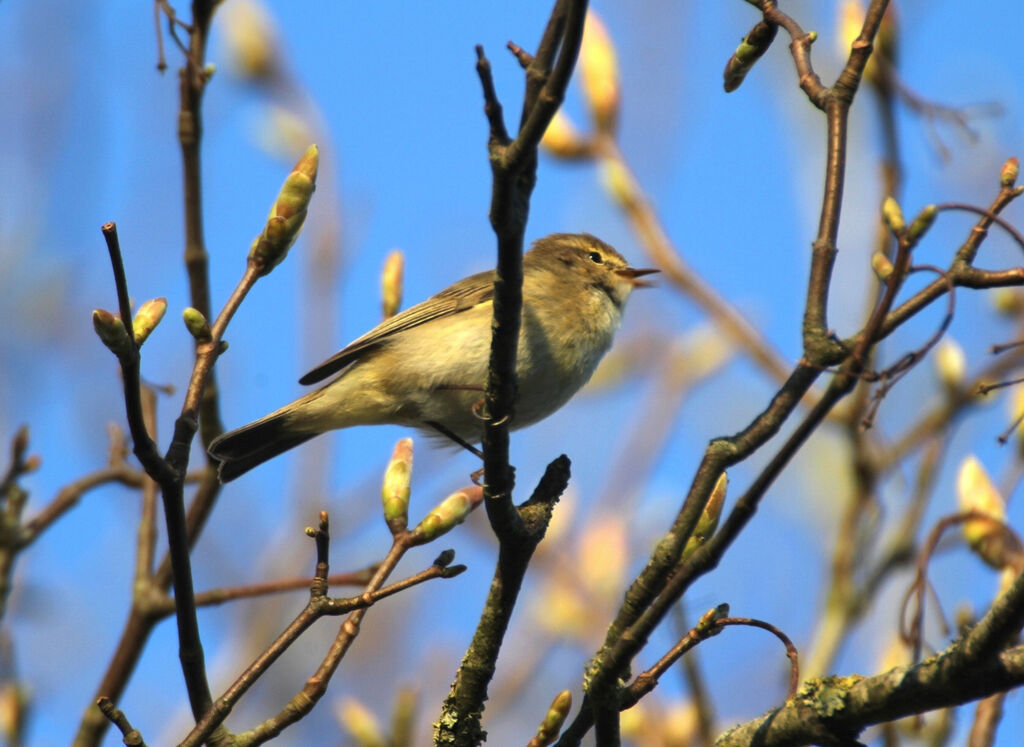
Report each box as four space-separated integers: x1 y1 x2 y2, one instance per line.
209 413 316 483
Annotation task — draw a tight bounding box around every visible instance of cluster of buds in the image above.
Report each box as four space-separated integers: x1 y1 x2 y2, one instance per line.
93 297 168 356
881 196 937 245
378 438 484 542
249 144 319 275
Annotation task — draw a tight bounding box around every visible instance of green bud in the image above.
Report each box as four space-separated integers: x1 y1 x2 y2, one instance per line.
182 307 212 341
882 196 905 235
381 438 413 533
871 251 894 282
249 144 320 275
1001 157 1019 188
723 20 777 93
907 204 937 241
92 309 132 356
533 690 572 746
695 603 730 637
413 486 484 543
684 472 727 559
132 297 167 346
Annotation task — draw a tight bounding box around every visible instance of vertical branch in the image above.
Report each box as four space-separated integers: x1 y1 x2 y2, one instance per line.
179 0 225 448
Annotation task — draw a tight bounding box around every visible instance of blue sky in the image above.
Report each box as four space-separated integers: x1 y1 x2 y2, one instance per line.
2 1 1024 744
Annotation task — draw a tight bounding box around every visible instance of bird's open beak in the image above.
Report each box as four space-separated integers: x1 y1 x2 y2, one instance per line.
616 267 660 288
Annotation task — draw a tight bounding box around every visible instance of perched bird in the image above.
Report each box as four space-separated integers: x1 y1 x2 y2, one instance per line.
209 233 657 482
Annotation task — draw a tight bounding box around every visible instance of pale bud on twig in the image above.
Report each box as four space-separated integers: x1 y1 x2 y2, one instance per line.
881 196 905 235
381 250 404 320
92 309 132 357
540 110 587 159
684 472 727 559
182 307 212 342
381 438 413 533
1000 157 1019 188
249 144 319 276
991 288 1023 317
529 690 572 747
871 251 894 283
413 486 484 542
336 698 386 747
907 204 937 242
957 455 1024 571
579 11 620 133
132 298 167 347
222 0 279 83
934 338 966 391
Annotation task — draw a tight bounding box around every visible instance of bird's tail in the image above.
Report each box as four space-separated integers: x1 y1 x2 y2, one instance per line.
208 410 316 483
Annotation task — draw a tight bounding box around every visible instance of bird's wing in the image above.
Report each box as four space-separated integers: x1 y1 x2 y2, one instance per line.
298 267 497 385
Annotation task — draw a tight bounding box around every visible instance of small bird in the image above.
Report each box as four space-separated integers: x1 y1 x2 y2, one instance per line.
209 233 657 482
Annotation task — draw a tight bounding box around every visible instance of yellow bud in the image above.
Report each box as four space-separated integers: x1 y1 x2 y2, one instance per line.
533 690 572 746
381 438 413 533
541 110 586 159
92 309 132 356
882 196 905 234
532 577 589 638
579 11 619 132
249 144 319 275
1010 385 1024 455
221 0 279 83
182 307 212 341
600 157 638 209
132 297 167 346
381 250 404 319
871 251 894 282
957 455 1023 570
1001 157 1019 188
337 698 386 747
413 486 484 542
578 516 627 602
992 288 1023 317
685 472 727 558
0 682 27 745
837 1 864 60
618 700 647 740
663 702 699 745
934 337 966 390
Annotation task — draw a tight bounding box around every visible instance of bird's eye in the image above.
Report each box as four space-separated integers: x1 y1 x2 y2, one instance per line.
588 251 603 264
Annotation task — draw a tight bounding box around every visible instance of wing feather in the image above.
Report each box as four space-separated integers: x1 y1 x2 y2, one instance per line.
298 267 496 385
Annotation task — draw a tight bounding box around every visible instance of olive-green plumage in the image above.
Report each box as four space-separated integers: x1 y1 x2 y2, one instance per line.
209 233 656 482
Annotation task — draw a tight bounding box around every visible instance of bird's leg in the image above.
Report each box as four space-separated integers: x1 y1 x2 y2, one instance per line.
426 421 484 459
